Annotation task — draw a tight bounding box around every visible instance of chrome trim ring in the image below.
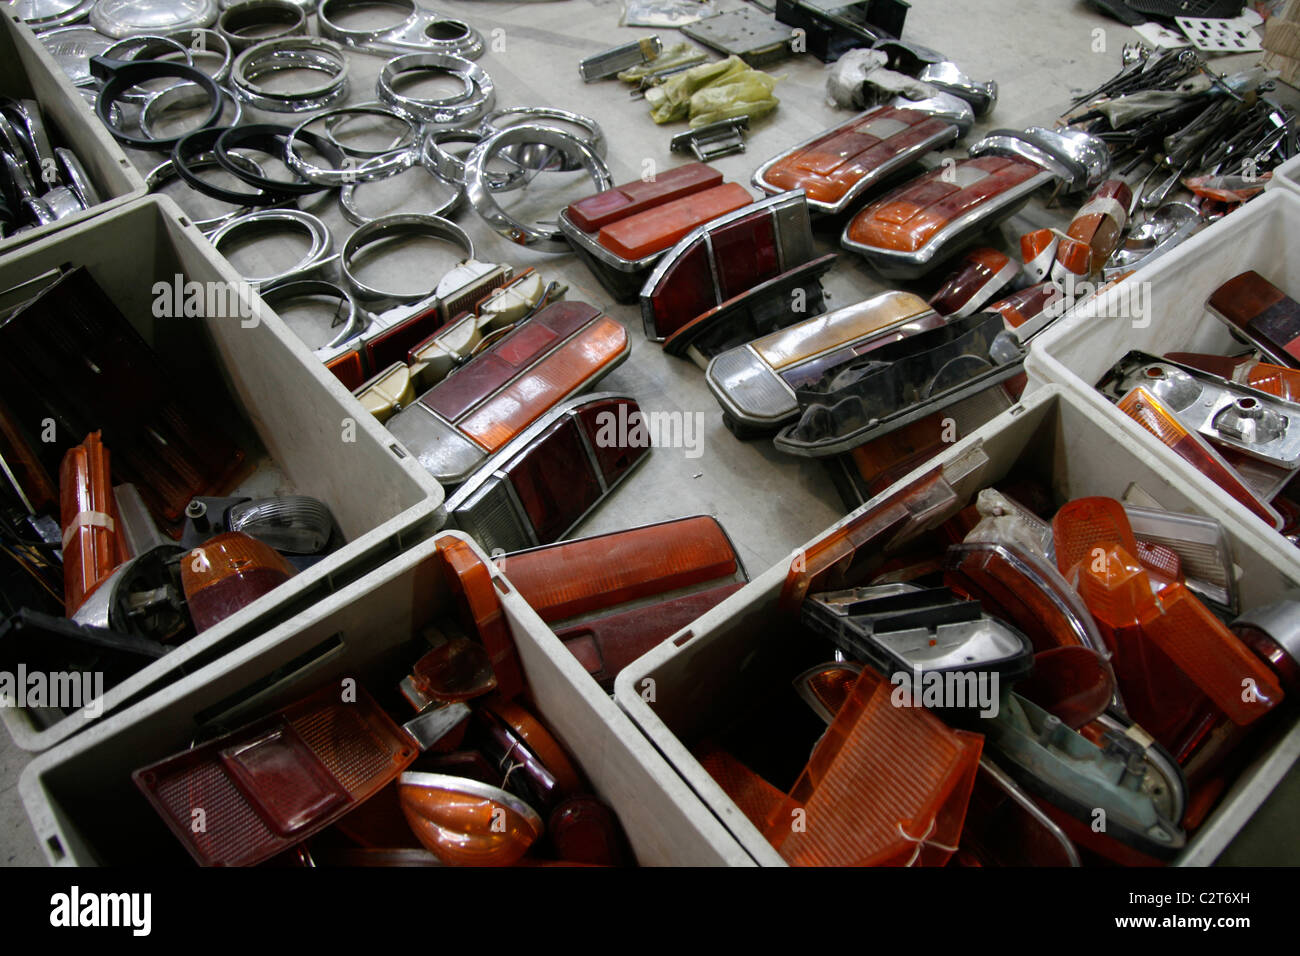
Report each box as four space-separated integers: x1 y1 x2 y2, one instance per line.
376 52 494 126
216 0 307 53
209 207 334 288
230 37 350 113
285 105 418 186
465 124 611 253
339 161 463 226
259 278 365 351
340 213 474 307
139 81 242 141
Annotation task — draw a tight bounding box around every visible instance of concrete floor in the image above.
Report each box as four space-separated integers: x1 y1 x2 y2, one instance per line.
3 0 1297 865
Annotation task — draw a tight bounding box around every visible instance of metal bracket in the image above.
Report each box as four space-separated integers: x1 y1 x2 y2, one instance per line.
671 117 750 162
579 36 662 82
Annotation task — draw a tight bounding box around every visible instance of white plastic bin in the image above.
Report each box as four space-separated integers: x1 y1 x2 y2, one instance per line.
18 532 752 866
1025 189 1300 555
0 196 445 751
0 13 147 256
1265 153 1300 197
615 385 1300 866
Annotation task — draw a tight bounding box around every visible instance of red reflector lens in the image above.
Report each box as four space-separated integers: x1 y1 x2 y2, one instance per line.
133 684 416 866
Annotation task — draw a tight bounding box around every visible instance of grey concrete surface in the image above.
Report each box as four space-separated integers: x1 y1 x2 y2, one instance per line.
3 0 1297 866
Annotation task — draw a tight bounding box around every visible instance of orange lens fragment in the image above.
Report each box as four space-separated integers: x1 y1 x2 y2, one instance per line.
435 534 523 701
1139 582 1284 726
398 772 542 866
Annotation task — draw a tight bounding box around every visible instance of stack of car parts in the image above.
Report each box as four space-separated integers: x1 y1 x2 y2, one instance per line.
131 535 634 867
0 97 103 236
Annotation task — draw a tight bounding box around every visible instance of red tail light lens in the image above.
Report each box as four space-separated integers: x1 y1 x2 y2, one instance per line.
180 531 297 632
498 515 740 622
1116 387 1283 530
764 667 982 866
398 772 543 866
845 157 1040 253
566 162 723 232
133 683 416 866
500 417 603 543
756 107 957 209
643 242 716 340
59 431 122 615
597 182 753 261
929 247 1017 318
326 350 367 391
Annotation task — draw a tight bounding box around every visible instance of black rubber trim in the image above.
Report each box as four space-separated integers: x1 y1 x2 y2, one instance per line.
214 123 344 197
90 56 223 152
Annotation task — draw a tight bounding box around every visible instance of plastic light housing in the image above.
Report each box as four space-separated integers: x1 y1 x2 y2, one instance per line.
764 666 983 866
752 106 960 214
445 394 650 554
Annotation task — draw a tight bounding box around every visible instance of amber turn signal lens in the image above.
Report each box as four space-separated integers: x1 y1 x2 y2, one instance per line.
398 772 543 866
180 531 296 632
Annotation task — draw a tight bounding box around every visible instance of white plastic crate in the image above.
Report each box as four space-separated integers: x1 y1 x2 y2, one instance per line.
1265 153 1300 197
18 532 753 866
1025 189 1300 554
0 196 445 751
615 385 1300 866
0 13 147 256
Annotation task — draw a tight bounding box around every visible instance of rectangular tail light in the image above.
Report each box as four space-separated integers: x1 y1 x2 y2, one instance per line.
385 302 630 486
640 191 816 342
752 106 960 215
445 394 650 554
497 515 746 689
559 164 747 303
1206 271 1300 368
841 156 1048 278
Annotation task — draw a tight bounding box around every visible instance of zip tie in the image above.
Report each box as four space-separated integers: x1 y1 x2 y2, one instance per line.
896 818 959 867
62 510 115 550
